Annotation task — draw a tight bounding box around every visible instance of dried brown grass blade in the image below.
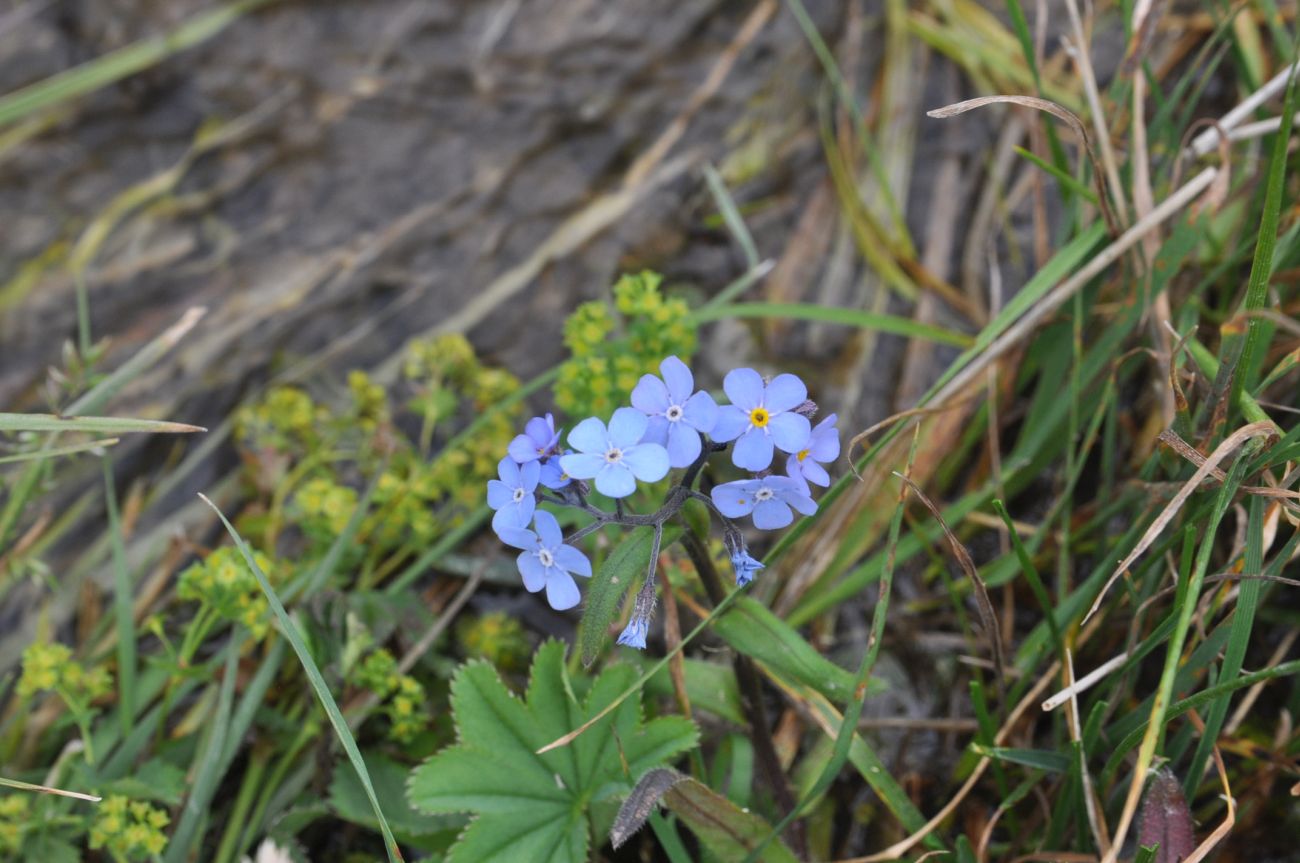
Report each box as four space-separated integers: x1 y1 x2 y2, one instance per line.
927 95 1120 235
1157 429 1300 501
1084 421 1280 623
1181 711 1236 863
893 473 1005 691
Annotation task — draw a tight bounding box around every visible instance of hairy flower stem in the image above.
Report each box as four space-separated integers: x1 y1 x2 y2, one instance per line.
678 526 806 857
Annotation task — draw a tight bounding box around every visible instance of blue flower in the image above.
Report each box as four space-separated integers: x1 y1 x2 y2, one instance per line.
711 475 817 530
616 616 649 649
630 356 718 468
730 550 765 587
495 510 592 610
538 452 571 490
559 408 670 498
710 368 812 471
785 413 839 494
507 413 561 464
486 456 539 534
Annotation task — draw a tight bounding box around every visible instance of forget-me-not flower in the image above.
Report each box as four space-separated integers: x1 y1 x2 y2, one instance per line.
730 550 765 587
711 474 817 530
538 452 571 490
616 616 649 649
496 510 592 610
785 412 839 494
508 414 561 464
486 457 539 534
630 355 718 468
559 408 670 498
710 368 812 471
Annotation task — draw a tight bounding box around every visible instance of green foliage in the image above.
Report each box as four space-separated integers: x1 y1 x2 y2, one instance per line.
555 271 696 419
177 545 280 639
456 611 532 672
352 650 431 745
88 795 170 862
407 641 698 863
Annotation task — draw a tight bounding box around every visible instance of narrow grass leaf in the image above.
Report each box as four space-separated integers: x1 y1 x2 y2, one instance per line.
199 494 404 863
0 438 118 464
691 302 972 347
0 413 204 435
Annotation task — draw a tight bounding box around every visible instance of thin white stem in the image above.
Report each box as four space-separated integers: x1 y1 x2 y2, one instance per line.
1189 59 1300 156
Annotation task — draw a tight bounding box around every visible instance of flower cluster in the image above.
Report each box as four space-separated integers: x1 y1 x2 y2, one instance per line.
17 641 111 704
487 355 839 649
354 649 430 744
88 796 170 861
177 546 280 639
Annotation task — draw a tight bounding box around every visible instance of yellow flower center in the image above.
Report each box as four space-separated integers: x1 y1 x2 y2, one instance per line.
749 407 770 428
796 448 810 462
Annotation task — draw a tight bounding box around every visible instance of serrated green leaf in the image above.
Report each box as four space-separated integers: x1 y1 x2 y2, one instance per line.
102 757 187 806
713 597 861 702
408 641 698 863
579 527 679 666
331 753 458 838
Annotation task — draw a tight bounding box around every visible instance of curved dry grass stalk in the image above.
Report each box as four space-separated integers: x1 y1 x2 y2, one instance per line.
926 95 1119 235
1085 421 1280 623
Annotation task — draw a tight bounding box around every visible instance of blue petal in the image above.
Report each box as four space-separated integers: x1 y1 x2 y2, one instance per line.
497 456 519 484
723 367 764 410
538 459 570 490
709 405 749 442
492 505 524 534
779 487 818 517
681 390 718 434
752 498 793 529
486 479 513 510
518 459 541 492
533 509 563 548
802 460 830 487
607 407 648 448
545 570 581 610
622 443 670 482
617 618 648 649
496 526 537 551
810 413 840 461
508 434 540 463
517 551 547 592
594 464 637 498
768 412 811 454
631 374 670 414
560 452 605 480
554 544 592 578
659 356 694 404
641 415 670 447
732 429 775 471
664 423 702 468
524 415 555 448
567 417 608 455
711 481 756 518
763 373 807 412
783 456 811 496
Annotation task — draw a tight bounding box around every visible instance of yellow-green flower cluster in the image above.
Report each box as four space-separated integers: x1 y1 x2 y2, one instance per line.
88 795 169 861
347 370 389 430
16 641 111 704
177 547 279 639
234 386 320 451
369 470 438 547
293 477 358 539
457 611 531 672
354 650 429 745
0 795 29 854
555 271 696 419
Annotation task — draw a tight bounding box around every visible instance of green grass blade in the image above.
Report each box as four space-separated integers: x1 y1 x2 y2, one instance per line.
0 413 204 435
101 458 135 738
199 494 404 863
165 637 242 863
0 0 275 128
0 437 118 464
691 301 972 347
704 164 760 268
